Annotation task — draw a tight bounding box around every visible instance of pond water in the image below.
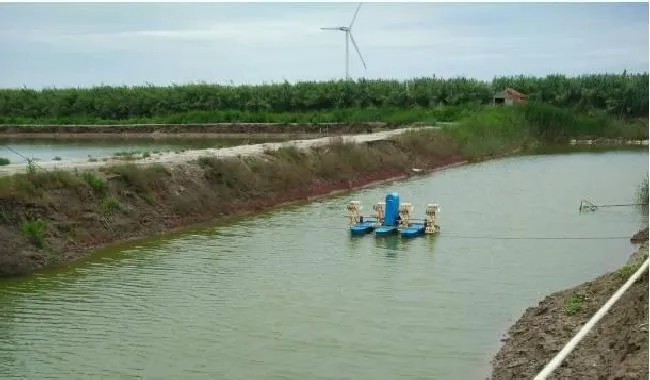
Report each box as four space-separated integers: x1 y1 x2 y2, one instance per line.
0 149 647 379
0 136 296 162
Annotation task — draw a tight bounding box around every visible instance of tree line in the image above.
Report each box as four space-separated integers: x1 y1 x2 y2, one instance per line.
0 73 646 123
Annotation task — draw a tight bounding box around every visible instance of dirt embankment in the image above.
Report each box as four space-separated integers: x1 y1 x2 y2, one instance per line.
490 233 649 380
0 122 393 137
0 130 469 277
0 127 429 176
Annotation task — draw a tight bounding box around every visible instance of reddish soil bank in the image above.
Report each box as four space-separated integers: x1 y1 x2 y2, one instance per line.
0 122 392 136
0 148 466 277
490 236 649 380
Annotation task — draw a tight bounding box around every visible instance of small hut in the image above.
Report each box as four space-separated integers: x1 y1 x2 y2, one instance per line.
492 88 528 106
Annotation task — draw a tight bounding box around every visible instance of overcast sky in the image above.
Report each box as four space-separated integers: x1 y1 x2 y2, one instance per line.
0 2 647 89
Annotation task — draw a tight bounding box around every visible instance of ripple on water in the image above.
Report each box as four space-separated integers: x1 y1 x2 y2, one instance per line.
0 150 647 380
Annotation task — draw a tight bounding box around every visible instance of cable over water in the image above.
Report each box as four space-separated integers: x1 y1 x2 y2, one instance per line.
0 147 647 380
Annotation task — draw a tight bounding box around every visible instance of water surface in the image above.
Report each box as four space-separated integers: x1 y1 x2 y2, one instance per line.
0 149 647 379
0 136 293 161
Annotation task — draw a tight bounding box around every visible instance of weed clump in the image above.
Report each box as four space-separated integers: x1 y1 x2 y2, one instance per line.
101 197 126 214
564 293 585 316
110 163 170 204
82 172 106 194
616 262 644 282
20 219 46 249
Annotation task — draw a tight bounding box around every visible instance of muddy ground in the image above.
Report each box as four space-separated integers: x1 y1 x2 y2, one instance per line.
490 235 649 379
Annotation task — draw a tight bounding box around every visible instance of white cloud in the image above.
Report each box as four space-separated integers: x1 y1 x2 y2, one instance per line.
0 2 646 88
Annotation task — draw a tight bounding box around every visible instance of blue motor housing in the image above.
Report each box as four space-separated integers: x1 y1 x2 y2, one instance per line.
383 192 400 226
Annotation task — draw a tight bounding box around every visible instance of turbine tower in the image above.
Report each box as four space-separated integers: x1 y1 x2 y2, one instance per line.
321 2 367 80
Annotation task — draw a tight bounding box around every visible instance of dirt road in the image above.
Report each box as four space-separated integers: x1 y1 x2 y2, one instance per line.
0 126 435 176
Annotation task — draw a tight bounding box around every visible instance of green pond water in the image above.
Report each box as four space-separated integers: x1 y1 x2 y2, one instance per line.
0 149 648 379
0 136 295 162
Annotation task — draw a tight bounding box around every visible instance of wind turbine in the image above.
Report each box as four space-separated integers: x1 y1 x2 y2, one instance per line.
321 2 367 80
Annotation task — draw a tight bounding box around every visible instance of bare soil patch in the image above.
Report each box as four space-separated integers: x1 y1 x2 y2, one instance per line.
490 238 649 380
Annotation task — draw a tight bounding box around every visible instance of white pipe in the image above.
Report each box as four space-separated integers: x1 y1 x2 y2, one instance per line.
534 257 649 379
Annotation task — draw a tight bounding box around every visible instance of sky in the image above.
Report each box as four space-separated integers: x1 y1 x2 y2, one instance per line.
0 1 648 89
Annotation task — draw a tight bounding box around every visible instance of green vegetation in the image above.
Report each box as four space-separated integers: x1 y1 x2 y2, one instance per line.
0 99 646 277
20 219 46 249
100 197 126 214
0 157 9 166
616 261 644 282
109 163 170 204
564 294 585 316
0 73 646 124
196 129 458 200
82 171 106 194
0 167 84 197
0 102 640 202
444 102 647 160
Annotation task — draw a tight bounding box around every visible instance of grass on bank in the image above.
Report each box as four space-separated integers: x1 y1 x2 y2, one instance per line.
445 102 648 160
0 102 644 200
564 294 585 316
20 219 46 249
0 102 645 256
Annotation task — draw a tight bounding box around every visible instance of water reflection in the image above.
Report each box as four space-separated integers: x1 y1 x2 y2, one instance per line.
346 235 363 251
0 150 647 380
375 236 400 257
426 235 439 253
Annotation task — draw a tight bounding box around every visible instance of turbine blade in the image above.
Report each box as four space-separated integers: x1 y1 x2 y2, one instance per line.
321 27 341 30
348 32 367 69
349 2 362 28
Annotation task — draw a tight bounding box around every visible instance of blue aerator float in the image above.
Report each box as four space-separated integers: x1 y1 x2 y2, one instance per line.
347 192 441 238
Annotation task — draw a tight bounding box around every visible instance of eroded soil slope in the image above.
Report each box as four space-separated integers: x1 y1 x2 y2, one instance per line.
490 238 649 380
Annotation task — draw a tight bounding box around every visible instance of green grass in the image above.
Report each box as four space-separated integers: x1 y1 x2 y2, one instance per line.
109 163 170 204
82 172 106 194
442 102 648 161
616 262 644 281
20 219 46 249
564 294 585 316
100 197 126 214
1 168 84 196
